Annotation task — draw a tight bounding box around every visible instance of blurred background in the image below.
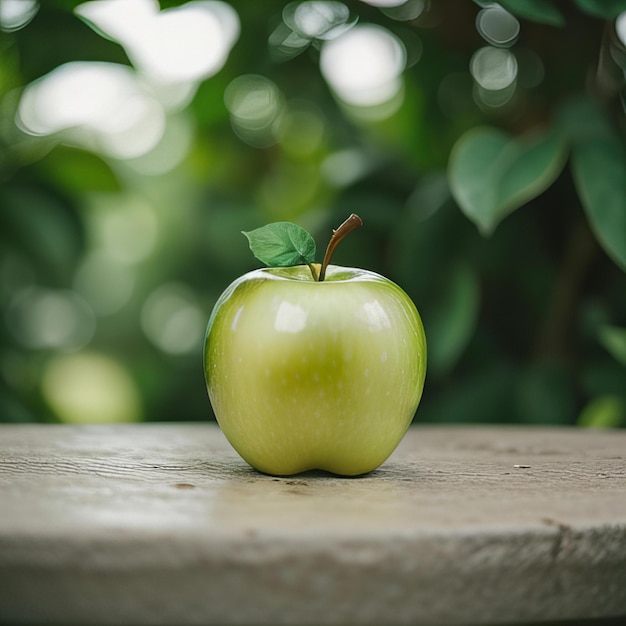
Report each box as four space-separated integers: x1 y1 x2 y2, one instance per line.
0 0 624 428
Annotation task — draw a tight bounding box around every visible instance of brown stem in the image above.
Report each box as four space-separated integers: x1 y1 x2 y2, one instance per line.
318 214 363 281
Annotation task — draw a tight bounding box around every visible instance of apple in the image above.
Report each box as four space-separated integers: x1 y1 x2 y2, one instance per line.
203 216 426 476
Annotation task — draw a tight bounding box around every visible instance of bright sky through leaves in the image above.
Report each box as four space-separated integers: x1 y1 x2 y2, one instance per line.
16 0 239 161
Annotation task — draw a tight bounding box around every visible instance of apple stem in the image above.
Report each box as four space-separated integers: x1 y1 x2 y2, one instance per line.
307 263 320 281
318 214 363 282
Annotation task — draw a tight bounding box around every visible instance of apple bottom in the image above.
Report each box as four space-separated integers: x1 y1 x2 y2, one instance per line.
210 336 421 476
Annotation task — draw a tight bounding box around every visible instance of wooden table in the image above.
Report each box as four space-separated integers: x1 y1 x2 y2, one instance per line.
1 423 625 625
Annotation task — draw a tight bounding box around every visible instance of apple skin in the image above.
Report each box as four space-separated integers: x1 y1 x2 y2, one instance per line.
204 264 426 476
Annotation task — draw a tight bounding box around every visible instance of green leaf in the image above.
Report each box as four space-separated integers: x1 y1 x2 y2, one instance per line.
574 0 626 19
571 136 626 271
242 222 316 267
498 0 565 26
448 127 567 235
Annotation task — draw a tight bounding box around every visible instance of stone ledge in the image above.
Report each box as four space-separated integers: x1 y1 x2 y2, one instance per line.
0 423 625 625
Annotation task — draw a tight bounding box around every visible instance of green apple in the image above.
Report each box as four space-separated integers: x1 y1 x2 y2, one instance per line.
204 259 427 476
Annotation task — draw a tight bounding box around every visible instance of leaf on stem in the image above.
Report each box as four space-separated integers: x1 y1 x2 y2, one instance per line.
242 222 316 267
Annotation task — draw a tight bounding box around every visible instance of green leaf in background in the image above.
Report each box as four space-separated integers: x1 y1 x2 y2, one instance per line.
498 0 565 26
578 396 626 428
449 128 506 235
573 0 626 19
571 137 626 271
243 222 316 267
448 127 567 235
598 325 626 365
424 264 480 378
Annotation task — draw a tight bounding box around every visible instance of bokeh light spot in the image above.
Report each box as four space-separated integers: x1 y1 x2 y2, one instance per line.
470 45 518 108
269 22 311 61
322 149 371 187
476 5 520 48
141 283 205 355
284 1 353 40
320 24 406 108
361 0 410 7
6 287 96 351
616 12 626 47
17 62 166 159
124 4 233 84
471 46 518 91
377 0 427 22
0 0 39 32
75 0 240 85
42 352 142 423
225 74 284 147
73 250 135 317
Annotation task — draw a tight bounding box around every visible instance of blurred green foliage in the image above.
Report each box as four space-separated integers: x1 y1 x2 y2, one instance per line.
0 0 625 428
